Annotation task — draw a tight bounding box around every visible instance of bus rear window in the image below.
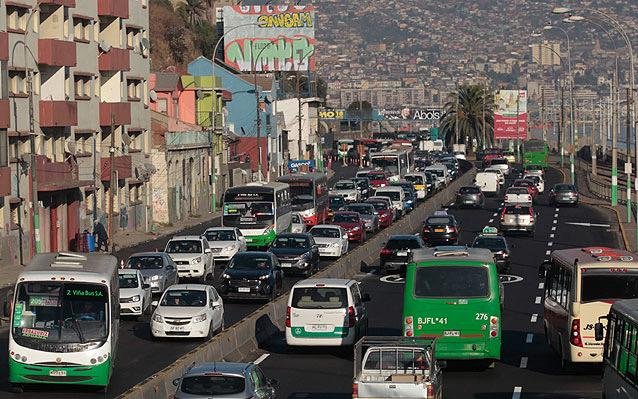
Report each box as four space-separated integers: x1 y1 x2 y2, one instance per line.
581 274 638 302
291 287 348 309
414 266 489 298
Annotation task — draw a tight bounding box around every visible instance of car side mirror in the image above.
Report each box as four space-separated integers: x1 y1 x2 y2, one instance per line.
204 248 212 254
151 300 159 308
166 264 174 270
595 320 606 341
172 378 181 387
142 283 150 289
3 298 12 318
437 360 448 369
362 293 371 302
538 261 551 278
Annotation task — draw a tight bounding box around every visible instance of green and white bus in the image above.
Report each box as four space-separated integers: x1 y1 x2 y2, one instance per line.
522 139 549 169
222 182 292 248
402 246 503 362
8 252 119 391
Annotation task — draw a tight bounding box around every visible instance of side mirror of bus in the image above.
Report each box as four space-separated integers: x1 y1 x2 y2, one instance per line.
595 322 605 341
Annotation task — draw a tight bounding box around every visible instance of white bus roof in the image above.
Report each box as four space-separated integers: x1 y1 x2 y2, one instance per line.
412 246 494 264
370 149 410 156
17 252 118 283
551 247 637 269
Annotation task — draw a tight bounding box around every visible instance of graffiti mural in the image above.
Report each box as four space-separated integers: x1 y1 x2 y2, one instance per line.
222 5 316 72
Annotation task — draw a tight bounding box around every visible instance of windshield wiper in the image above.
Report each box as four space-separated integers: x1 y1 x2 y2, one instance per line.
71 317 86 344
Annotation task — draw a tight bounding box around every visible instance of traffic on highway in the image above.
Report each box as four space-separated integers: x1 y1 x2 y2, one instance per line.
2 139 633 398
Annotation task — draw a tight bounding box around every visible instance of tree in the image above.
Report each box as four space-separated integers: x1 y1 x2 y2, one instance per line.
176 0 206 26
440 85 495 150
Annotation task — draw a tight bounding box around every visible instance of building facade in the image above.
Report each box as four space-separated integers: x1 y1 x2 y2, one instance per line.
1 0 150 265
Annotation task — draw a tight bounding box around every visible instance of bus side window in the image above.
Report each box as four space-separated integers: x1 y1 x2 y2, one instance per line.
617 319 630 374
563 271 572 308
628 323 638 382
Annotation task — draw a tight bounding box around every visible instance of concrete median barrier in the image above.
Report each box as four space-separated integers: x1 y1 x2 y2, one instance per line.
118 164 476 399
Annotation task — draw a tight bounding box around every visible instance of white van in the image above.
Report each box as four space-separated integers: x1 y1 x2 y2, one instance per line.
424 164 449 187
475 172 500 196
374 186 405 218
286 278 369 346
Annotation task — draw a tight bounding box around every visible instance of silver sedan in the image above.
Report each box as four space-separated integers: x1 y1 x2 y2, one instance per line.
125 252 179 295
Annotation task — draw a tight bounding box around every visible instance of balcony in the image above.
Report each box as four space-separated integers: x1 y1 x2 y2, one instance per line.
40 0 76 7
0 99 9 128
99 102 131 126
0 32 8 61
0 167 10 196
98 0 129 19
98 47 130 71
35 155 91 192
38 39 76 67
39 101 78 127
101 155 132 181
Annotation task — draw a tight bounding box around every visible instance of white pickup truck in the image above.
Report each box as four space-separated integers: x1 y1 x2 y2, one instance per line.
504 187 533 205
353 336 444 399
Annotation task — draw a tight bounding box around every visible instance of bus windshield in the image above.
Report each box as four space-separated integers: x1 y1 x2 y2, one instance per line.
581 273 638 302
12 282 109 350
414 266 489 298
524 140 546 152
371 157 398 174
223 201 274 228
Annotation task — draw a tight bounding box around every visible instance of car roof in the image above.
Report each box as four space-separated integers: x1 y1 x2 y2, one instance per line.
166 284 210 291
276 233 311 238
310 224 341 229
233 251 273 257
375 186 403 192
185 362 252 376
336 179 355 184
389 235 421 240
118 269 139 275
204 227 235 232
293 278 355 288
128 252 165 258
334 211 360 216
345 202 374 207
170 235 203 241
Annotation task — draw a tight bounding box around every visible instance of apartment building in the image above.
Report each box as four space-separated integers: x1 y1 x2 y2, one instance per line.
1 0 150 264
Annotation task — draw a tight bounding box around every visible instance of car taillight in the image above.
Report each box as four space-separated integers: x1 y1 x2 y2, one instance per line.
380 248 393 256
352 382 359 398
490 316 499 338
348 306 356 327
426 383 434 397
404 316 414 337
447 226 457 233
527 195 532 202
422 226 430 233
570 319 583 347
286 306 291 328
528 207 535 221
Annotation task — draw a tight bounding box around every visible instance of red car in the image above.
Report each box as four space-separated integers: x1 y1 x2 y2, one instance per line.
482 153 503 168
331 211 366 242
366 171 389 189
513 179 539 198
366 198 394 228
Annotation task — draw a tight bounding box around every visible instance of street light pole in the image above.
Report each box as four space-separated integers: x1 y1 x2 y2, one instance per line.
252 41 277 182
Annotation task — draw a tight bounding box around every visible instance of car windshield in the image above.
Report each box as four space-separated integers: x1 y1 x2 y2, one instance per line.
291 287 348 309
272 236 310 249
227 254 272 270
330 196 346 208
427 169 444 177
405 175 423 185
473 237 506 252
204 230 236 241
353 179 369 188
333 213 360 223
504 206 531 215
367 201 388 211
491 159 508 165
166 240 202 254
524 176 540 183
368 172 386 180
426 217 451 225
345 205 373 215
118 274 139 289
415 266 489 298
180 375 245 395
459 187 480 194
386 238 422 249
580 274 638 302
310 227 341 238
160 290 207 307
376 191 400 200
508 188 529 195
127 256 163 269
335 182 355 190
555 184 576 192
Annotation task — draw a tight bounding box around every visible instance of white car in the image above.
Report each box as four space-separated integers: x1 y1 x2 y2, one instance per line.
331 180 360 203
165 236 213 282
484 167 505 186
151 284 224 339
118 269 152 318
203 227 247 262
291 212 307 233
309 225 349 258
524 174 545 193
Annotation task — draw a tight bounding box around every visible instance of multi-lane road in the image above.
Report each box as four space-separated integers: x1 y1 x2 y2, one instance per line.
255 167 620 399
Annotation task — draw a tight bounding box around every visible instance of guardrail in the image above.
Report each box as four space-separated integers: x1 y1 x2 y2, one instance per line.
118 162 477 399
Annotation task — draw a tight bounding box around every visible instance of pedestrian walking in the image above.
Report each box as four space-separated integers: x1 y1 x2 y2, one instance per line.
93 220 109 252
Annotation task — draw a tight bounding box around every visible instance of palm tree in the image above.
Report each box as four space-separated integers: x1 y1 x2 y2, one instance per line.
176 0 206 26
440 84 495 150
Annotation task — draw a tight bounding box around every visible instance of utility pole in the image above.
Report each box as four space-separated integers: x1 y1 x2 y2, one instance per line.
14 102 23 265
627 87 632 224
254 69 262 181
108 114 115 253
27 70 40 255
482 84 486 150
515 92 520 164
560 82 565 168
612 81 619 206
592 100 597 176
541 88 547 141
92 131 97 226
297 74 302 160
455 92 459 145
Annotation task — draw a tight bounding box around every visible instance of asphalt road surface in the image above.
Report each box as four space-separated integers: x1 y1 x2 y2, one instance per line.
256 167 621 399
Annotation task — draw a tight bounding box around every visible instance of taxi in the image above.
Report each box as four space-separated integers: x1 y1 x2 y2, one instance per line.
471 227 511 273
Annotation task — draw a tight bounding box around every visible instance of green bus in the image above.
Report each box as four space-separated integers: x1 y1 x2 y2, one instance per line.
222 182 292 248
402 246 503 362
522 139 549 168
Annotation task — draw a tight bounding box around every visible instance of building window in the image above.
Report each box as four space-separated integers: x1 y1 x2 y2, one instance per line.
157 98 167 113
73 17 92 43
7 6 29 33
127 79 142 101
74 75 92 99
9 70 27 96
126 27 141 52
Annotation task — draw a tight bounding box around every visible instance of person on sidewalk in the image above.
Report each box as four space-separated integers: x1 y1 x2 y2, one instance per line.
93 220 109 252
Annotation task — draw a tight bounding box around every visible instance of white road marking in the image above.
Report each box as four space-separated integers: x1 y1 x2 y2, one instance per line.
493 213 498 217
449 202 454 206
488 219 494 223
254 353 270 364
550 233 555 238
538 282 544 289
531 314 538 323
565 222 611 228
513 386 522 399
443 208 448 211
553 219 558 224
554 213 559 218
547 242 553 247
519 357 528 368
555 208 560 212
551 226 556 231
535 296 542 304
545 250 551 255
526 333 534 343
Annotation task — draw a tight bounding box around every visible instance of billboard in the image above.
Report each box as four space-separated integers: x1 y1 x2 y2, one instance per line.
377 108 442 121
494 90 527 140
222 5 316 72
318 108 346 120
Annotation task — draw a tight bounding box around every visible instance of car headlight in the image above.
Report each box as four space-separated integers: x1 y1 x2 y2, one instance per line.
150 275 161 281
130 295 141 302
191 257 202 264
258 274 270 280
192 314 207 323
222 273 231 279
331 243 340 248
224 244 238 252
152 313 163 323
351 226 360 232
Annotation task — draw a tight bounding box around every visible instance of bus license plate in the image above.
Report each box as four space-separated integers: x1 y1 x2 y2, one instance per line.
443 330 460 337
49 370 67 377
238 287 250 293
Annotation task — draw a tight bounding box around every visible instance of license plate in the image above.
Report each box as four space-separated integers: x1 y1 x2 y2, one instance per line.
464 200 474 204
49 370 67 377
281 263 292 268
238 287 250 293
443 330 460 337
397 251 408 256
169 325 186 331
434 228 445 233
308 324 330 332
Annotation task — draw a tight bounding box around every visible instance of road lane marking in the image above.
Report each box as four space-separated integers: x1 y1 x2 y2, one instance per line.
488 219 494 223
513 386 522 399
553 219 557 224
449 202 454 206
535 296 542 304
547 242 553 247
493 213 498 217
538 282 544 289
552 226 556 231
550 233 555 238
519 357 528 368
555 208 560 212
526 333 534 343
531 314 538 323
554 213 559 218
545 250 551 255
254 354 270 364
565 222 611 228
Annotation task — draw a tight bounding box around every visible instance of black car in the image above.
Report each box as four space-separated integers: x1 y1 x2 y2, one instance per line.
329 194 347 219
549 183 579 206
352 177 372 200
421 211 459 246
424 172 438 194
379 235 426 275
471 231 511 273
268 233 320 276
219 252 283 300
455 186 485 208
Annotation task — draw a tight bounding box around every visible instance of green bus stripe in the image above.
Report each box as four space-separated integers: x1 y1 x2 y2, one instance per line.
9 356 111 386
